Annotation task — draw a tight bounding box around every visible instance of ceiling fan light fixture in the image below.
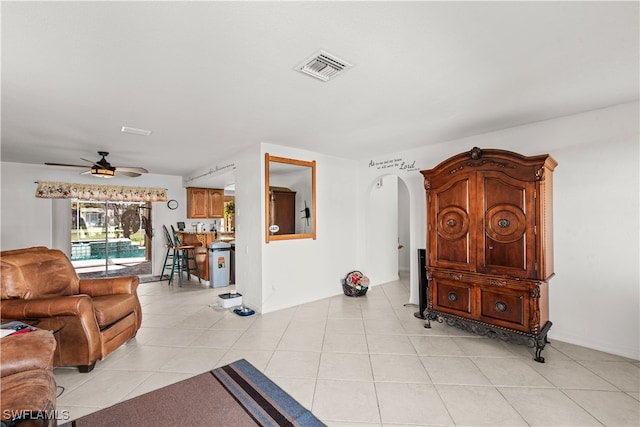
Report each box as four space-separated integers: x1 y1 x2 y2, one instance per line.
91 166 116 178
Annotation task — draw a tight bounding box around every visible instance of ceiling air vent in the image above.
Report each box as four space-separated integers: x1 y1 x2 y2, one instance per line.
295 50 352 82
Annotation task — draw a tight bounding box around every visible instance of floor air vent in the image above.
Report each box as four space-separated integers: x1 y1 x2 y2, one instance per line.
295 50 352 82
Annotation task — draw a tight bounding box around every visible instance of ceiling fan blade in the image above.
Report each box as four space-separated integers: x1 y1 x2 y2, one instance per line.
116 170 143 177
117 166 149 174
80 157 102 168
44 162 88 168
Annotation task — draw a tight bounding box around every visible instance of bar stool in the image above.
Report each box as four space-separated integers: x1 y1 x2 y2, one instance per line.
161 225 176 279
168 225 201 287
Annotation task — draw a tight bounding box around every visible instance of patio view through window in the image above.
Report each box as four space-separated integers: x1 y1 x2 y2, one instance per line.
71 200 152 278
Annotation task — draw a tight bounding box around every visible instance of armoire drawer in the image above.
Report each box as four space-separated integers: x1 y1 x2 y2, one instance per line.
479 287 526 330
433 281 472 315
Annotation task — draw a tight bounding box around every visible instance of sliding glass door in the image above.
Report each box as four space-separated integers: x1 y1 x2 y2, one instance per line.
71 200 152 278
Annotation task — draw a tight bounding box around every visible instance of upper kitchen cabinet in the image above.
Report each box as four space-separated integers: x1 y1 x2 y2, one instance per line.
187 187 224 218
208 189 224 218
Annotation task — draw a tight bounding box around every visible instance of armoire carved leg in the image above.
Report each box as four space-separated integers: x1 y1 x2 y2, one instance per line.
533 321 553 363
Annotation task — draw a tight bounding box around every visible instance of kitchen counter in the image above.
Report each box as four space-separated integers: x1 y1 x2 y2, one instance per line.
176 231 234 284
175 231 214 283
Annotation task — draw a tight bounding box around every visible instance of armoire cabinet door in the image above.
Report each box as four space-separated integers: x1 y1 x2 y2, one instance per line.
429 173 476 272
478 172 536 279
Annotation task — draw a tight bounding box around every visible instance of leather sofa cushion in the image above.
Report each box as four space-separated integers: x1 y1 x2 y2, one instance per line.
1 247 79 299
92 294 139 328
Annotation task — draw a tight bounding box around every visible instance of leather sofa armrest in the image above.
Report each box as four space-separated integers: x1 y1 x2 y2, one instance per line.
0 295 96 319
79 275 139 297
0 330 56 378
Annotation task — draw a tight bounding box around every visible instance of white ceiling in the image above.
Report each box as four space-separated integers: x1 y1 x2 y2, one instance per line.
2 1 638 178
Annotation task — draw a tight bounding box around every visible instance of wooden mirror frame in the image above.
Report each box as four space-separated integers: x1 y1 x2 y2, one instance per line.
265 153 316 243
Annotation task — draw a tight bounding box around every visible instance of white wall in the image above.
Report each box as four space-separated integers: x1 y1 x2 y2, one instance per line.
260 143 360 313
229 146 264 311
360 101 639 360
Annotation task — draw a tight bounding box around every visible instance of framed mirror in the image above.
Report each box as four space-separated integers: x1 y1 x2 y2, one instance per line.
265 153 316 243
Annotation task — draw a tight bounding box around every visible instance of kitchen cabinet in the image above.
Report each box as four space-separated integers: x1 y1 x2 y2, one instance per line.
420 147 557 362
187 187 224 218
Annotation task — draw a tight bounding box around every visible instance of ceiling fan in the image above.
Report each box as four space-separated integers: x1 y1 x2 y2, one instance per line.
45 151 149 178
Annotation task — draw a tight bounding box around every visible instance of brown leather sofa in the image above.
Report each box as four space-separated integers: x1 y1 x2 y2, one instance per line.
1 247 142 372
1 329 57 427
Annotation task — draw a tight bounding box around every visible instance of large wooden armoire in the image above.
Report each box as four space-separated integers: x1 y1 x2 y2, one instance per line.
421 147 557 362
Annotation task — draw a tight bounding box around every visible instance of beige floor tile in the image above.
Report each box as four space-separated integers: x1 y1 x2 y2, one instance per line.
325 317 365 334
208 312 256 330
322 332 369 353
277 328 325 352
190 328 244 349
473 357 554 387
364 318 406 335
530 360 619 390
54 367 102 395
158 347 226 373
375 382 453 426
57 370 153 408
564 389 640 426
231 328 285 351
216 349 274 371
366 333 417 355
409 335 465 356
101 345 179 371
318 352 373 381
142 327 206 347
121 371 194 400
552 340 633 361
313 379 380 424
437 384 527 426
55 404 100 423
579 360 640 392
370 354 431 383
265 350 321 378
499 387 602 426
327 304 363 320
421 355 490 385
140 312 188 328
452 336 519 357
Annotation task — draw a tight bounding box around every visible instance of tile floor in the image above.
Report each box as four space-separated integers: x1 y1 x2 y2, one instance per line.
55 274 640 426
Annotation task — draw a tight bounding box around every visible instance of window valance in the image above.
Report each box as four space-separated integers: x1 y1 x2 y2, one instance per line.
35 181 167 202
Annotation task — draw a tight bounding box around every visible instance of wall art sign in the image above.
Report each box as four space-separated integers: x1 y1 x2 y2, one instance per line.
368 158 418 172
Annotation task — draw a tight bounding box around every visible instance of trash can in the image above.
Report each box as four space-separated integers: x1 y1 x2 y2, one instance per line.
208 242 231 288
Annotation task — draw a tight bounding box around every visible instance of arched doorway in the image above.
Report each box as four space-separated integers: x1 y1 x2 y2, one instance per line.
363 174 414 299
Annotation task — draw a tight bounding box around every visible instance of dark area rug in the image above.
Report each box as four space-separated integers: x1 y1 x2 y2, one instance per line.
62 359 325 427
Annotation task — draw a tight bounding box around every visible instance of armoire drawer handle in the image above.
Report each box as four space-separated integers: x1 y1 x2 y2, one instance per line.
447 292 458 302
495 302 507 312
